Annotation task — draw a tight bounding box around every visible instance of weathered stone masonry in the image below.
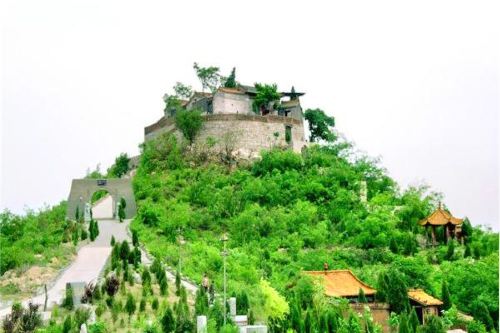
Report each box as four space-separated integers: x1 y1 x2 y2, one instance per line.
145 85 308 158
144 114 306 157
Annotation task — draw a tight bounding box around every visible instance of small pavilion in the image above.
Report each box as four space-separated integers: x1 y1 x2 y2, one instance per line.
407 289 443 324
419 203 463 245
304 269 377 302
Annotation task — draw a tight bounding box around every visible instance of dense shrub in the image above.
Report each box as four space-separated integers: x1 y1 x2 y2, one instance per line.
0 203 67 275
130 137 498 328
175 109 204 145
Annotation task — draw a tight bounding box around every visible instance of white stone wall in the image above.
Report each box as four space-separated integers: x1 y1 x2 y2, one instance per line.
212 92 252 115
144 115 308 159
195 118 306 157
144 121 176 141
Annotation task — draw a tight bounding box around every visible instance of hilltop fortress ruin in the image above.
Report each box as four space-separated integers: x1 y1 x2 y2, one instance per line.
144 84 308 159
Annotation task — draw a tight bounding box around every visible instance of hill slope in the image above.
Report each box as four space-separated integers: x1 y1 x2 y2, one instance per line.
131 133 499 329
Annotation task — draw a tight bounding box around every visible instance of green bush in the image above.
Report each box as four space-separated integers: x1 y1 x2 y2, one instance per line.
175 109 204 145
62 316 72 333
151 298 159 311
129 137 498 325
88 321 107 333
62 285 74 310
0 203 67 275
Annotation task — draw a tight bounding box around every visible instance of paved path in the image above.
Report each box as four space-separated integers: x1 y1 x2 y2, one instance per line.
0 218 130 318
92 195 113 220
1 197 199 318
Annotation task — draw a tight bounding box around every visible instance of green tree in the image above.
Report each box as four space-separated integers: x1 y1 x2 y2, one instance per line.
62 316 72 333
108 153 130 178
173 82 193 99
224 68 237 88
304 310 313 333
461 217 473 243
193 63 221 93
253 83 280 114
63 285 74 310
175 270 181 296
390 237 399 254
471 300 494 331
289 301 302 333
464 244 472 258
441 281 452 310
248 309 255 326
445 240 455 260
358 288 368 303
347 312 362 333
139 132 184 172
152 298 159 311
132 229 139 247
259 279 289 320
159 277 168 296
238 291 249 315
304 108 335 142
142 267 152 292
398 313 410 333
89 220 96 241
125 293 136 319
466 320 488 333
110 235 115 246
119 241 130 261
473 245 481 259
175 109 204 145
160 307 175 333
139 298 146 312
402 234 417 256
328 310 339 333
118 198 126 222
420 315 444 333
378 270 409 313
194 287 208 315
408 308 419 333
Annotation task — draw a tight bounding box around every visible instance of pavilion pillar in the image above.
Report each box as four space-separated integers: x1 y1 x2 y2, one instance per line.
431 226 436 246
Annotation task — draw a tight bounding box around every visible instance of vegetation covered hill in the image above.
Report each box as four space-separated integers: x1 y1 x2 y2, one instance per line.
130 131 498 332
0 204 80 299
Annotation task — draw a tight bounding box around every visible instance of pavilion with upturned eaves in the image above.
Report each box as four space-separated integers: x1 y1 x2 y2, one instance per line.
419 203 463 245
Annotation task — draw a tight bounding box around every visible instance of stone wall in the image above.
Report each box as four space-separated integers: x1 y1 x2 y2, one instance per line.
144 114 307 158
212 91 252 115
350 303 390 333
66 179 136 220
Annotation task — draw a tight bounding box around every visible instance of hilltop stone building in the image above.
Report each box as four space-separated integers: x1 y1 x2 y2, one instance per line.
144 85 307 159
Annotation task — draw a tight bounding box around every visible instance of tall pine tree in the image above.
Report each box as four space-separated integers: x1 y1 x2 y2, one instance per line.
441 281 452 310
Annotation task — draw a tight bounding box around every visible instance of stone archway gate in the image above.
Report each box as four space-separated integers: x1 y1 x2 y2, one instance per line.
66 178 137 220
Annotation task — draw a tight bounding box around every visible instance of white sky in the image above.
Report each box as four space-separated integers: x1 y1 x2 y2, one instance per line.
1 0 499 229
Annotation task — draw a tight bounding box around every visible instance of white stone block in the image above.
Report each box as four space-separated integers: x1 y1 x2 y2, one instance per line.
197 315 207 333
229 297 237 316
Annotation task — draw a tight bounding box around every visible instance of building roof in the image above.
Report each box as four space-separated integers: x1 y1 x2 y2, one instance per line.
407 289 443 306
238 84 258 95
217 87 246 95
304 270 377 298
419 207 463 226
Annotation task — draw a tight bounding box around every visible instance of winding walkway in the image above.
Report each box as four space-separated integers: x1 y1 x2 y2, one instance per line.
0 219 129 318
1 216 198 318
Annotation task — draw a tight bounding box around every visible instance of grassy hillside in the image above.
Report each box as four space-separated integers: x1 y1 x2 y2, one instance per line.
0 203 82 299
131 133 498 331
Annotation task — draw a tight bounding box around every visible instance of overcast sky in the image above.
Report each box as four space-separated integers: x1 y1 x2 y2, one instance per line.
1 0 498 229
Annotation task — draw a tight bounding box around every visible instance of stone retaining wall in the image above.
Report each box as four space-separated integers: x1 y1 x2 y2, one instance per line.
144 114 307 157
